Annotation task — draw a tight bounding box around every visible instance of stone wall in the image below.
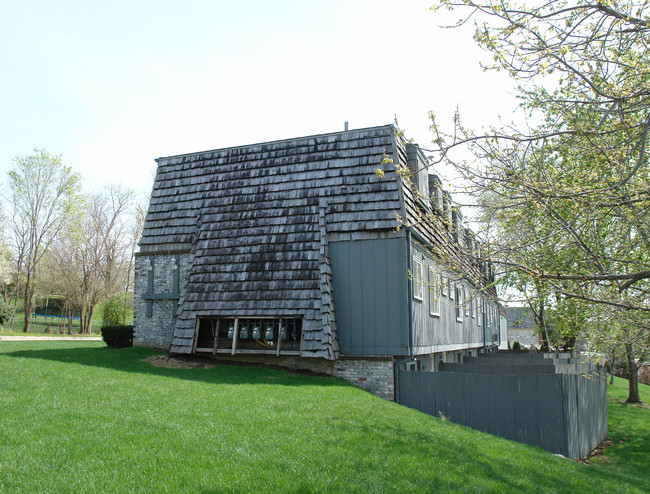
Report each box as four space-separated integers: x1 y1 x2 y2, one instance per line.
509 329 539 349
332 357 395 400
187 352 396 401
134 253 190 350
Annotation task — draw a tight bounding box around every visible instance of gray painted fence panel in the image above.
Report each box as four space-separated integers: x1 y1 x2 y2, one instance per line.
396 367 607 459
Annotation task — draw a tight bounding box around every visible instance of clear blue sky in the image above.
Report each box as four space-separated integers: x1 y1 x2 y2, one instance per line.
0 0 517 196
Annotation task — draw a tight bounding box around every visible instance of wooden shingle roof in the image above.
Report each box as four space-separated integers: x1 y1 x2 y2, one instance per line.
140 125 403 357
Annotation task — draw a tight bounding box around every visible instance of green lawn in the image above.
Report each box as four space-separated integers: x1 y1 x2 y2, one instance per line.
1 299 112 335
0 340 647 493
589 376 650 486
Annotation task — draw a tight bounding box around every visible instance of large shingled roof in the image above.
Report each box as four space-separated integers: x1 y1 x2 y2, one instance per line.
141 125 404 357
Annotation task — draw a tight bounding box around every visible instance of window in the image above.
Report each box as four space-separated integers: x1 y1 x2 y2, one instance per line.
472 296 476 319
412 256 423 300
441 274 448 297
477 299 482 326
455 285 463 321
464 287 470 317
449 279 454 300
429 268 441 316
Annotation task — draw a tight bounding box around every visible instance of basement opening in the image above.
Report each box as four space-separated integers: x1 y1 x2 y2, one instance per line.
194 317 303 356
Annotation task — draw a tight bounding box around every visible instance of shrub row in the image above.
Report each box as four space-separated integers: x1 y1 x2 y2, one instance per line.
101 325 134 348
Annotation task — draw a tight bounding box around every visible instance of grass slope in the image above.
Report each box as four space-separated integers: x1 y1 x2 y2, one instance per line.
589 377 650 488
0 341 647 493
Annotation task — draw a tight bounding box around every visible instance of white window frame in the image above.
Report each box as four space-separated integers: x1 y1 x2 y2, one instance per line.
477 299 482 326
455 284 463 322
464 286 470 317
429 268 441 317
412 256 424 301
441 274 448 297
472 295 476 319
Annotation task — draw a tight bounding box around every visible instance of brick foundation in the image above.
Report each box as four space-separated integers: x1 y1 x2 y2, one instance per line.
332 357 395 400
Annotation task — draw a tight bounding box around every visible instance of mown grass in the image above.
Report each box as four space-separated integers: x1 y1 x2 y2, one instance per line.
588 377 650 487
0 340 647 493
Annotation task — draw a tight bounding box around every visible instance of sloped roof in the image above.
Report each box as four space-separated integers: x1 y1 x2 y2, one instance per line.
140 125 404 357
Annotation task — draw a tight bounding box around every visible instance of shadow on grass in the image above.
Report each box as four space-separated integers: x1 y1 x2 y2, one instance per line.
1 342 349 389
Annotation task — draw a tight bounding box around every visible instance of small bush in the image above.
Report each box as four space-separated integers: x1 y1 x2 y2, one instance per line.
101 325 134 348
103 292 133 327
512 341 523 352
0 300 15 325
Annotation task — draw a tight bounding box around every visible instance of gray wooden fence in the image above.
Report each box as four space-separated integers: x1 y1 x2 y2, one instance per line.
396 354 607 459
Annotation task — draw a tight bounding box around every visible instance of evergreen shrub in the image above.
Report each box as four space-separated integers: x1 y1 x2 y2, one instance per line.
101 325 134 348
0 300 14 325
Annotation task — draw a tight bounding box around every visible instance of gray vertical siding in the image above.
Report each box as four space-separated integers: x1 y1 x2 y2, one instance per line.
410 243 494 353
396 356 607 459
330 237 409 356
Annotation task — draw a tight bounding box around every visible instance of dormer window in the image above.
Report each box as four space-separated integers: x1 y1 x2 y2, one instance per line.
406 143 430 206
429 175 444 212
452 208 463 244
442 191 452 225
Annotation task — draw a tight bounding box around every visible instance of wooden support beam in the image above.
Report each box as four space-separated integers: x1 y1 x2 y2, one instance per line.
276 318 283 357
212 319 220 355
231 318 239 355
191 317 200 353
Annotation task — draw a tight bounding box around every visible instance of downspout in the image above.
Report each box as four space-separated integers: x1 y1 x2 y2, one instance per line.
483 301 486 352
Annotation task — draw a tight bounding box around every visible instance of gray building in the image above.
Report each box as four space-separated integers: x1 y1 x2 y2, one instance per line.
135 125 502 399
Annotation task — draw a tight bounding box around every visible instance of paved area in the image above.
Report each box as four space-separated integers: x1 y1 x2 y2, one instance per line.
0 335 102 341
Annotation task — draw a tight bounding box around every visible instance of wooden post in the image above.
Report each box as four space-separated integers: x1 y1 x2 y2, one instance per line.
276 318 283 357
231 318 239 355
191 318 200 353
212 319 220 355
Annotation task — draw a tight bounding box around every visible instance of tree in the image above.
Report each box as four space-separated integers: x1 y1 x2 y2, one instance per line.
124 193 149 294
44 186 134 334
6 149 82 333
428 1 649 402
589 307 649 403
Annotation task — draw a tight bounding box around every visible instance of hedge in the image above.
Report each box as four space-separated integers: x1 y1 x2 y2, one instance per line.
101 325 134 348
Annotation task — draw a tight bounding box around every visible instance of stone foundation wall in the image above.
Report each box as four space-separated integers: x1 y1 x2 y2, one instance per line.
134 253 190 350
332 357 395 400
188 352 396 401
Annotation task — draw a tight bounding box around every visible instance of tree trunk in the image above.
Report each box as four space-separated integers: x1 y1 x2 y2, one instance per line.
10 271 21 330
625 344 641 403
23 285 33 333
67 306 73 334
79 306 86 334
86 306 95 334
536 300 550 352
